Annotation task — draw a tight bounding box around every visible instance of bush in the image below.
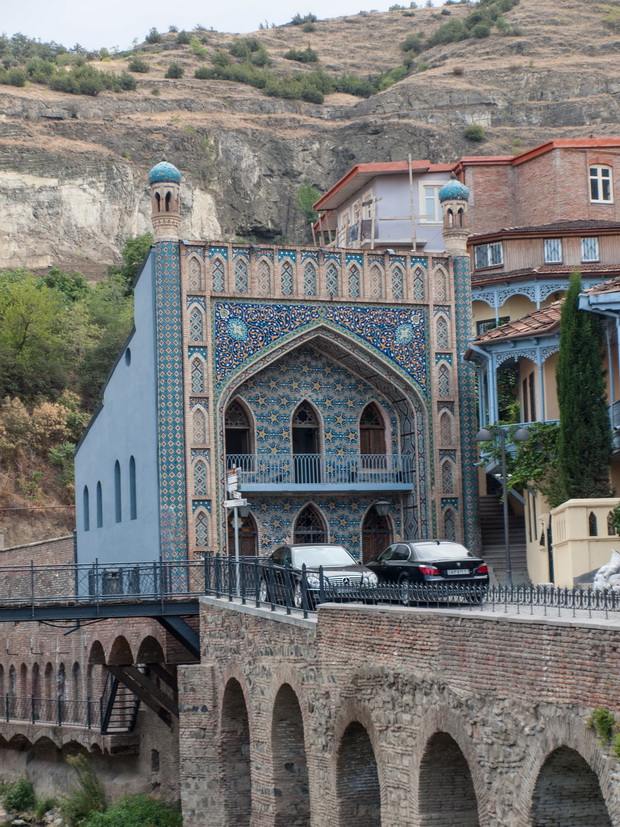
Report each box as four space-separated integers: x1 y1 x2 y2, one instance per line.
0 67 28 87
416 60 430 71
83 795 182 827
165 62 184 78
302 22 316 32
117 71 137 91
212 50 231 68
400 33 425 54
472 22 491 38
427 18 468 46
145 27 161 44
60 754 106 827
284 46 318 63
588 707 615 744
291 12 318 24
452 65 464 75
3 778 36 812
464 123 486 141
128 57 149 73
190 38 208 59
26 57 56 83
35 797 58 819
177 31 191 44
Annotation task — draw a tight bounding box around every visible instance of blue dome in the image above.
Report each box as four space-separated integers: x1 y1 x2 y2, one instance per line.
148 161 182 185
438 178 470 203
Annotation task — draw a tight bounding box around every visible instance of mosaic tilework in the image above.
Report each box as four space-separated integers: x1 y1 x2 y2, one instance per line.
192 499 211 513
154 242 187 564
453 254 481 551
435 353 453 365
232 346 399 456
277 250 297 263
187 296 206 310
213 301 428 394
244 494 403 560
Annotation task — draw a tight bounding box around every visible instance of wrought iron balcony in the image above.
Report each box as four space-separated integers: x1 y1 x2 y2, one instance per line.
226 453 415 492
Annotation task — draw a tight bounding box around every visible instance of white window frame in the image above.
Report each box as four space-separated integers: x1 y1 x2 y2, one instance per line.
543 238 562 264
581 237 600 262
419 181 443 224
589 165 613 203
362 189 373 220
474 241 503 269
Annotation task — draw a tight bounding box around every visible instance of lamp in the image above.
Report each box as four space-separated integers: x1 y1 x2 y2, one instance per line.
374 499 390 517
476 426 530 588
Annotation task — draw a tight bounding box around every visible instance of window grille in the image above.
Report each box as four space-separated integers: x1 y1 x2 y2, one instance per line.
258 259 271 295
441 460 454 493
369 264 383 299
581 237 599 262
444 508 456 541
188 257 204 291
474 242 503 269
543 239 562 263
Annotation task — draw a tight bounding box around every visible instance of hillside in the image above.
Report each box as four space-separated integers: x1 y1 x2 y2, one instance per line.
0 0 617 279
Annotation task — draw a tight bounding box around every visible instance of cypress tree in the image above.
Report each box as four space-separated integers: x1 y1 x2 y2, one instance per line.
556 271 612 500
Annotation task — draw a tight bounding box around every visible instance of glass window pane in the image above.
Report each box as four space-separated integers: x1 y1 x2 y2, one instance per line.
544 239 562 263
581 237 599 261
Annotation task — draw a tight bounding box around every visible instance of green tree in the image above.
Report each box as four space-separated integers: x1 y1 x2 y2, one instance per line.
106 233 153 294
556 272 613 500
297 184 321 224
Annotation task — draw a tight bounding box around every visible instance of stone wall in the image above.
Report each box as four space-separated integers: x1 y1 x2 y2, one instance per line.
178 598 620 827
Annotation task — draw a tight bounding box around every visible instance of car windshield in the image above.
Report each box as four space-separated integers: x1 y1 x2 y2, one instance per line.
413 542 474 560
292 545 357 567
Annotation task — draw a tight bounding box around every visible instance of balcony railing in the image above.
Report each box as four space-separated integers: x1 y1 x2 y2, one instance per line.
227 453 414 491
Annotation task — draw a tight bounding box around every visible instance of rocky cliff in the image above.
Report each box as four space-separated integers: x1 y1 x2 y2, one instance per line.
0 0 616 276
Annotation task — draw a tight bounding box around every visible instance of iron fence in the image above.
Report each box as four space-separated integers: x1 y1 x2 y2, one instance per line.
1 694 98 728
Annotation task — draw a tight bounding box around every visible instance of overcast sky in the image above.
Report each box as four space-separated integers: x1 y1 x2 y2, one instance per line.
3 0 441 51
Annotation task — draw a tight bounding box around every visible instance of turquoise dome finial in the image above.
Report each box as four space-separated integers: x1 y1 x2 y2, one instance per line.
148 160 182 185
438 176 470 203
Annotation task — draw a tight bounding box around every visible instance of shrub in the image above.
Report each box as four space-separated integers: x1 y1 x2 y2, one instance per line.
375 64 408 91
400 33 425 54
83 794 182 827
302 22 316 32
145 27 161 44
35 797 58 819
128 57 149 73
250 47 271 67
452 65 464 75
416 60 430 71
26 57 56 83
588 707 615 744
60 754 106 827
212 50 231 68
165 62 184 78
190 38 208 59
291 12 318 25
0 67 28 87
229 38 264 59
117 71 137 91
472 22 491 38
426 18 468 46
284 46 318 63
3 778 36 812
177 31 191 44
194 65 213 80
464 123 486 141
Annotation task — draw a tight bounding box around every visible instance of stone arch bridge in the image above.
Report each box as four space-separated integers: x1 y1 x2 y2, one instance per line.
177 598 620 827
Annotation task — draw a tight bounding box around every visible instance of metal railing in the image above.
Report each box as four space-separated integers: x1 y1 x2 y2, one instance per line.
227 453 414 486
1 694 98 728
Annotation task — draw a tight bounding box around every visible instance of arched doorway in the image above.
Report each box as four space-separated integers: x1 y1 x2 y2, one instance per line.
419 733 479 826
294 505 327 544
362 506 392 563
359 403 386 469
228 511 258 556
271 684 310 826
225 400 252 458
292 402 321 483
221 678 251 826
337 721 380 826
530 747 611 826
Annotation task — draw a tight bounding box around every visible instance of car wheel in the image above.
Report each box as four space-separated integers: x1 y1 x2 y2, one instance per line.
258 579 269 604
399 576 411 606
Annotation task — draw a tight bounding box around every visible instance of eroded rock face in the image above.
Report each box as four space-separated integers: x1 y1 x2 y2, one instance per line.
0 0 619 274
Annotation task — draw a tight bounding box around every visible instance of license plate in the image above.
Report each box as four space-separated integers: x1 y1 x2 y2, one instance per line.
446 568 469 576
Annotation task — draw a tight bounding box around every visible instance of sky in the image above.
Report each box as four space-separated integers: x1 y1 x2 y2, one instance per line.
2 0 441 52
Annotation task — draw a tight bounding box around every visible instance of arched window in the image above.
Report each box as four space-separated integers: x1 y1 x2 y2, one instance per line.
235 258 248 293
211 257 225 292
228 510 258 556
303 262 317 296
83 486 90 532
294 504 327 544
391 265 404 300
72 663 81 700
129 456 137 520
362 506 392 564
444 508 456 541
292 402 320 482
457 207 465 227
258 258 271 295
589 511 598 537
280 259 294 295
440 411 453 445
195 511 209 548
165 191 171 212
438 364 451 398
194 460 208 495
96 481 103 528
114 461 122 523
191 357 205 394
225 400 252 456
359 403 386 466
369 263 383 299
348 264 361 298
412 266 425 301
32 664 40 720
189 306 205 342
441 460 454 493
188 256 204 292
436 316 450 349
326 263 339 298
590 165 613 203
155 192 161 212
193 407 207 443
447 208 454 228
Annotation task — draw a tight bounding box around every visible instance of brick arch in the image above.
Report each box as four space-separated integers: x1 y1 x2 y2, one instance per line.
418 732 480 826
220 676 252 826
135 635 166 664
107 636 133 666
271 683 310 826
336 721 381 826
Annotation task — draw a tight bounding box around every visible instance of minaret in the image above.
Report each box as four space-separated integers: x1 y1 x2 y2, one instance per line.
439 174 470 257
148 160 182 241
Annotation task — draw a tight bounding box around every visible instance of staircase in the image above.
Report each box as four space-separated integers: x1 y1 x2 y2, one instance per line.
479 494 530 586
100 672 141 734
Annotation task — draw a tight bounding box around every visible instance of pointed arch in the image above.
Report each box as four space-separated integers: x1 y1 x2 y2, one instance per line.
193 459 209 496
441 459 454 493
434 265 449 301
129 455 137 520
359 402 387 458
326 262 339 298
608 511 616 536
303 260 317 296
362 504 393 563
292 401 322 483
96 481 103 528
391 264 404 300
83 486 90 532
192 406 207 444
225 397 254 457
187 255 204 292
211 256 226 292
228 510 258 556
337 721 381 825
234 257 249 293
440 411 453 445
189 305 205 342
412 265 425 301
348 263 361 298
195 509 209 548
221 678 252 825
294 503 327 544
190 356 205 394
419 732 479 826
369 262 383 300
257 257 272 295
444 508 456 541
438 363 451 398
280 258 294 295
436 315 450 349
272 684 310 825
114 460 122 523
589 511 598 537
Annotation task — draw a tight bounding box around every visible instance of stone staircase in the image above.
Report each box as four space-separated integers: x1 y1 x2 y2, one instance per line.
479 494 530 586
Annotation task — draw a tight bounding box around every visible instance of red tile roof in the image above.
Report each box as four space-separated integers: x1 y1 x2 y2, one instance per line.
474 303 562 344
471 262 620 286
469 219 620 242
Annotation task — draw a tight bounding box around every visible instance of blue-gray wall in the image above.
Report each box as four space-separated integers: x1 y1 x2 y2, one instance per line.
75 250 161 565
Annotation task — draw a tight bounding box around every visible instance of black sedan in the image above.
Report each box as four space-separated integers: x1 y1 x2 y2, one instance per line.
366 540 489 603
259 543 379 608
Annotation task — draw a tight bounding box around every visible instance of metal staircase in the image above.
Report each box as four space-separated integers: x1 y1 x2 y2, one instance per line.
100 671 141 734
479 494 530 585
